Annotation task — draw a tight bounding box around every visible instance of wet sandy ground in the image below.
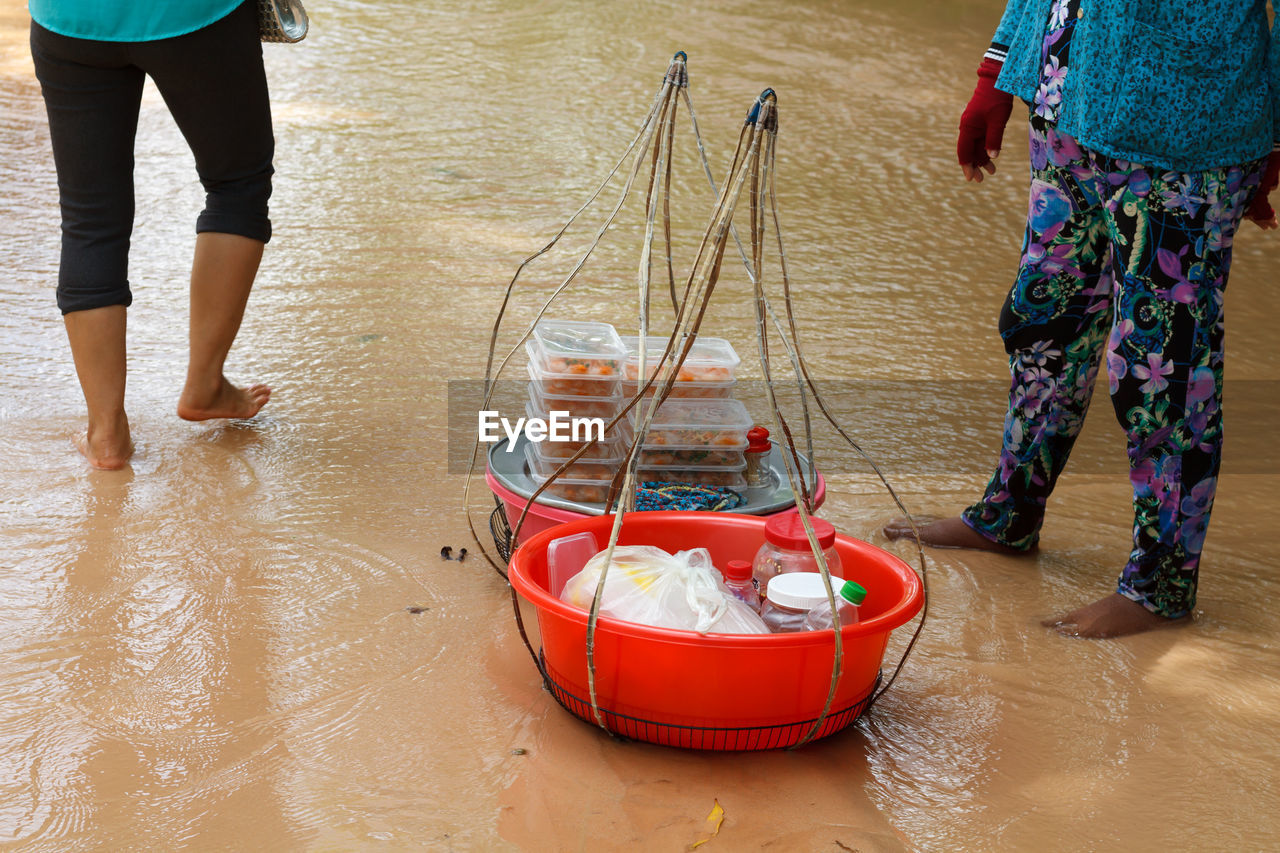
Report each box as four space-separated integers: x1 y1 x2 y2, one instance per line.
2 0 1279 849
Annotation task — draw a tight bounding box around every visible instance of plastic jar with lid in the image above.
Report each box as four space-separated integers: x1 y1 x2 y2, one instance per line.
751 513 843 600
759 572 845 633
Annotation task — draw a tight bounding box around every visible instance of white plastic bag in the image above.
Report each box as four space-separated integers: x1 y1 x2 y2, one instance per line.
560 545 769 635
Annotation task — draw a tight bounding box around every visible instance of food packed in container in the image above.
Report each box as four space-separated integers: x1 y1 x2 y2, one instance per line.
622 378 737 400
631 398 753 447
528 408 633 460
636 447 746 467
524 441 620 481
636 464 748 488
527 471 612 504
526 377 624 419
620 335 740 384
526 319 626 397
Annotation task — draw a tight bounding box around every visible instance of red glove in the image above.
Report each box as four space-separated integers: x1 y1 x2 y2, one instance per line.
957 58 1014 173
1244 152 1279 225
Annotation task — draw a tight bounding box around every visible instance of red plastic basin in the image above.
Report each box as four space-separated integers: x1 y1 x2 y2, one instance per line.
507 512 923 750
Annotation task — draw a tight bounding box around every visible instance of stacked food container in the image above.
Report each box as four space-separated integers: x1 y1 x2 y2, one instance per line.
524 320 629 503
523 321 756 503
622 336 752 490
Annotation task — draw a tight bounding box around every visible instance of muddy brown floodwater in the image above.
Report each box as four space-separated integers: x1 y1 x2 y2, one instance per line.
2 0 1279 850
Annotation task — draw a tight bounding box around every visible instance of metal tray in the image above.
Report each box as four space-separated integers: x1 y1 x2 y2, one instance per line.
487 434 818 516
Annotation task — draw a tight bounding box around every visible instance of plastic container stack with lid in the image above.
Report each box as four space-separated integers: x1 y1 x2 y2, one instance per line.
524 320 631 502
622 335 752 490
522 323 759 500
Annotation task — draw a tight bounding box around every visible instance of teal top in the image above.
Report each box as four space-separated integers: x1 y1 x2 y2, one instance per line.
28 0 244 42
988 0 1279 172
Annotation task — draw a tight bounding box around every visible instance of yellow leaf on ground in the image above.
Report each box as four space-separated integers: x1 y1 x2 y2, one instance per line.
689 800 725 849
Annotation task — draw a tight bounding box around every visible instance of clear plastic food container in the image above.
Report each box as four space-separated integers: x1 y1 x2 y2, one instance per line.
522 401 629 459
524 441 621 481
523 402 632 460
527 378 625 420
636 447 746 467
620 335 741 383
528 470 613 503
525 320 625 396
621 378 737 400
631 398 754 447
635 465 748 488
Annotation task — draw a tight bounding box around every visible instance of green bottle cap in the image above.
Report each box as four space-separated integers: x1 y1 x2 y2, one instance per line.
839 580 867 606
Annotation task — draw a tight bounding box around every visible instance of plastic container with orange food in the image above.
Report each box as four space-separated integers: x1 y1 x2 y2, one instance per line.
524 441 621 482
527 469 613 503
526 320 626 397
620 335 740 383
526 378 625 420
636 465 748 488
531 412 633 461
631 398 754 447
636 447 745 467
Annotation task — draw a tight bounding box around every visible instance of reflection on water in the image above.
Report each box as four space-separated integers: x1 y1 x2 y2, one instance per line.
2 0 1279 848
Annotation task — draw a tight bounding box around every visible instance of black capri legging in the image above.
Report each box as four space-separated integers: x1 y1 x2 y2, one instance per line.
30 0 274 314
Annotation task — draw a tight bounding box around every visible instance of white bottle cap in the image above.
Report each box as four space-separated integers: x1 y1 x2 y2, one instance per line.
766 573 844 609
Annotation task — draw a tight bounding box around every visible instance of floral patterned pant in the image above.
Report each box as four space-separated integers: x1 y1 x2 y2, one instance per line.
962 118 1265 618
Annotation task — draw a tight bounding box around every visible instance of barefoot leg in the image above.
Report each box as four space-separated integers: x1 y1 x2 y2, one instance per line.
64 305 134 469
1042 592 1190 639
884 515 1031 555
177 232 272 421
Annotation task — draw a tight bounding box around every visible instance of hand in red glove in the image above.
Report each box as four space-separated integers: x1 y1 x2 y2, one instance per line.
958 58 1014 183
1245 152 1279 230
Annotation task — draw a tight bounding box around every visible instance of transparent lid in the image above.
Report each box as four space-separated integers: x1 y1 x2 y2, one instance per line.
526 342 623 385
637 437 749 451
631 398 753 431
635 448 746 467
635 468 748 488
522 401 629 448
527 376 625 407
635 458 746 473
765 572 846 610
529 320 625 364
524 441 622 479
620 335 740 379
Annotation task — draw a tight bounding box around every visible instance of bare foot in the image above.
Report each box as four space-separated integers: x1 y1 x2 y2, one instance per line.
177 377 271 421
1042 593 1190 639
883 516 1030 555
74 412 133 470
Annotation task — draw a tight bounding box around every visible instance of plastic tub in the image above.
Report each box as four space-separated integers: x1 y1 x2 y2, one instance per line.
524 441 621 481
526 321 625 396
636 465 747 488
527 344 621 396
622 378 737 400
631 398 753 447
637 447 746 467
507 512 922 750
533 418 632 461
620 335 740 382
527 379 625 420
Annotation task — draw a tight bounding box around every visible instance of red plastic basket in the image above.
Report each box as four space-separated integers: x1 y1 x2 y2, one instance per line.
507 512 923 750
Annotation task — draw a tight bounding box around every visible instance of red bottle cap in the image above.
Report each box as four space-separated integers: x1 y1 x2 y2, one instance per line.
745 426 771 454
725 559 753 582
763 513 836 551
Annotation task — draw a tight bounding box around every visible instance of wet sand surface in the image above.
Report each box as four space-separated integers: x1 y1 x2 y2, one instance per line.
3 0 1279 849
